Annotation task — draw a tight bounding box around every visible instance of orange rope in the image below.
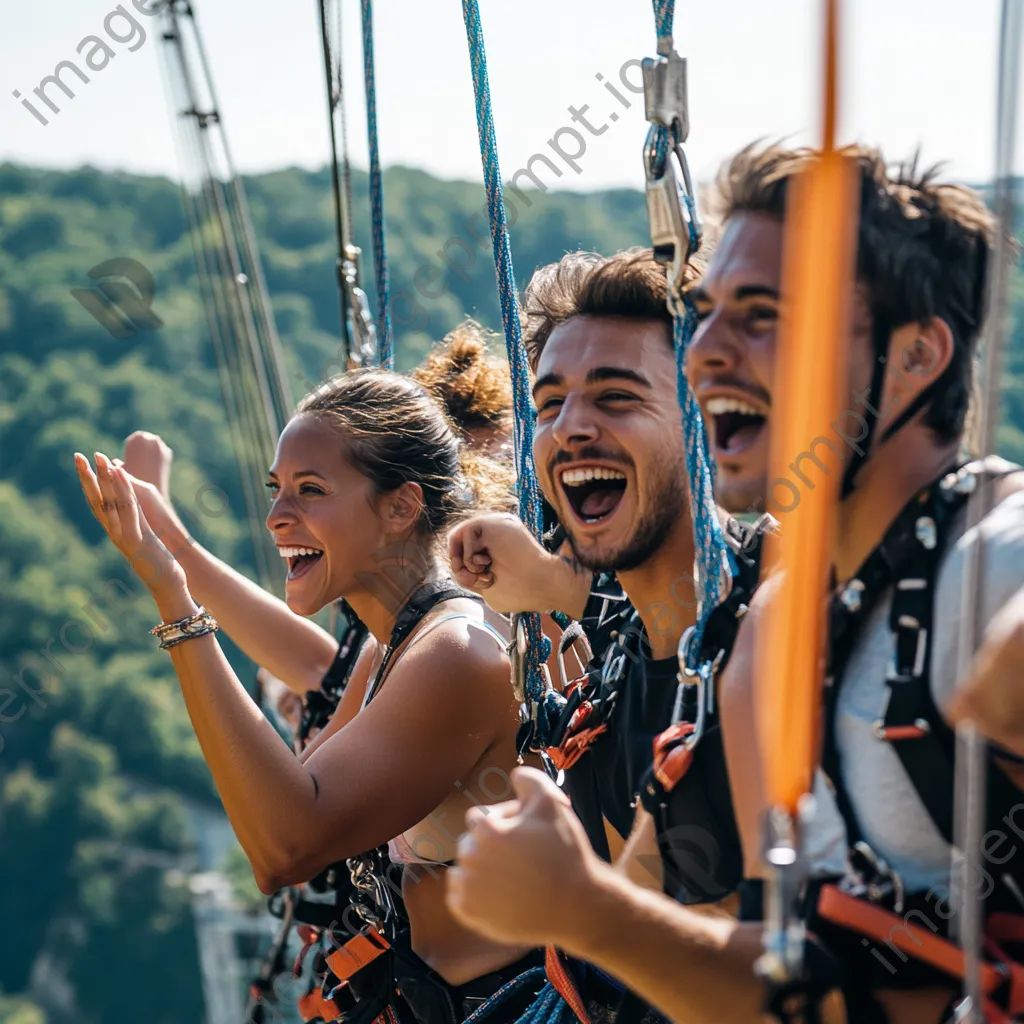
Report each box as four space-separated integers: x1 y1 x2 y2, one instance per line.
757 0 858 815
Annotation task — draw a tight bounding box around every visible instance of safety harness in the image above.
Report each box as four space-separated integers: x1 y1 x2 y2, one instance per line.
537 519 770 1024
283 578 547 1024
763 460 1024 1023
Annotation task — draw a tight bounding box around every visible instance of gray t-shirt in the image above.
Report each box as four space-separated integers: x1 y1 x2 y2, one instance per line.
805 480 1024 891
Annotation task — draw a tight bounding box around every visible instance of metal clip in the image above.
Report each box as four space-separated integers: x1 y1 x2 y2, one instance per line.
642 51 690 142
756 805 808 984
508 614 529 703
671 627 707 749
642 47 701 295
644 143 702 298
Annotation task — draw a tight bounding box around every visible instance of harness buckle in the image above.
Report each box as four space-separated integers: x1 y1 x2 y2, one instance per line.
642 49 701 295
844 841 905 915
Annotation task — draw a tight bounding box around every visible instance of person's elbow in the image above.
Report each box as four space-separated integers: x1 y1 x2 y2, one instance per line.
253 840 325 894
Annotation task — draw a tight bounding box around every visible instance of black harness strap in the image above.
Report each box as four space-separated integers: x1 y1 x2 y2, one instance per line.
299 602 370 747
362 578 483 707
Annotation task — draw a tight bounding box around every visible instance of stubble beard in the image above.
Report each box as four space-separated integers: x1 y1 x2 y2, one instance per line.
565 468 688 574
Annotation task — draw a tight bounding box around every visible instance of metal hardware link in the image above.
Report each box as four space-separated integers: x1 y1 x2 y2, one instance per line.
642 49 702 296
341 244 378 367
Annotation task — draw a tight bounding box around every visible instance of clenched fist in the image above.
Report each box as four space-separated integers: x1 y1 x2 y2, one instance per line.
447 513 589 618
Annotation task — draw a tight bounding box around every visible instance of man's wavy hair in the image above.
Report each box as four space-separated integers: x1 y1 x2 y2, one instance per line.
710 143 995 443
520 247 706 372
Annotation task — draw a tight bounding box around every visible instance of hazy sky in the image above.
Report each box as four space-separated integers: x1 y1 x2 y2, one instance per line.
0 0 1017 192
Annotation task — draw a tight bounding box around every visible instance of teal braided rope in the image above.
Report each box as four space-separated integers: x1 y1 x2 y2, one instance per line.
649 0 732 666
513 982 574 1024
673 288 730 662
460 0 552 705
653 0 674 46
359 0 393 367
461 967 546 1024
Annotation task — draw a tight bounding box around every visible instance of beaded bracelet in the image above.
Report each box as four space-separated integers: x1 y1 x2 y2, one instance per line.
157 624 219 650
151 606 220 650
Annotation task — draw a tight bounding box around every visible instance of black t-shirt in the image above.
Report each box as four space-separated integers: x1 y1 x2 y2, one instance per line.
561 639 680 859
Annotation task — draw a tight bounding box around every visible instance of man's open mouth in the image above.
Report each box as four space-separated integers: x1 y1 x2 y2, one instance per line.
705 397 767 456
559 466 628 525
278 545 324 581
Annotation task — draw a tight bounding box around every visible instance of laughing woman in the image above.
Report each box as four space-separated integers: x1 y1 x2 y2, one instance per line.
74 369 545 1024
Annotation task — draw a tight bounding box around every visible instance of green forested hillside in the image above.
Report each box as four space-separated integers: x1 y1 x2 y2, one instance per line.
0 162 652 1024
2 160 1024 1024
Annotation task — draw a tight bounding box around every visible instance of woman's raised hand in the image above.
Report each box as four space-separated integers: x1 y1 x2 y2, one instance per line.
74 451 189 599
123 430 173 500
120 432 192 549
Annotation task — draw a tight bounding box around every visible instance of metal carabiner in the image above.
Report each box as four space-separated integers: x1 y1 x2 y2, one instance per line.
642 49 702 297
672 626 707 752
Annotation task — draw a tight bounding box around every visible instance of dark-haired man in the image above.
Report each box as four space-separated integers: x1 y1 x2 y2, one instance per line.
448 246 764 1021
448 145 1024 1024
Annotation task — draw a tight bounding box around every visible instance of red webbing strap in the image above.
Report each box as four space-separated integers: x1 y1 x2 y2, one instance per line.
987 914 1024 946
816 885 1024 1008
325 926 390 982
294 925 321 976
544 946 592 1024
297 987 343 1023
545 722 608 772
652 721 696 791
545 695 608 772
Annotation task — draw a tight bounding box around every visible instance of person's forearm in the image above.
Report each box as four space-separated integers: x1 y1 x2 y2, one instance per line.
533 550 590 620
153 588 324 890
171 535 338 693
558 866 765 1023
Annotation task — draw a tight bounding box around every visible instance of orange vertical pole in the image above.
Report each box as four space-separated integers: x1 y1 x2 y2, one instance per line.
757 0 858 818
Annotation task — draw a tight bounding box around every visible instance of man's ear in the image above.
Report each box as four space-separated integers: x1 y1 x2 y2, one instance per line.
378 481 426 535
883 316 953 424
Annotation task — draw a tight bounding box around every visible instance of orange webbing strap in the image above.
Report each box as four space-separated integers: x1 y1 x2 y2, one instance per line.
297 986 343 1023
816 885 1024 1013
756 0 858 820
325 925 390 982
652 721 695 791
544 946 592 1024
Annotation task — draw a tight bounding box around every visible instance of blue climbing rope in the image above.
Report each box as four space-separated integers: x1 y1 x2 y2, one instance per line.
653 0 675 49
460 0 552 717
674 294 731 660
360 0 393 367
460 8 564 1015
647 0 732 664
461 967 547 1024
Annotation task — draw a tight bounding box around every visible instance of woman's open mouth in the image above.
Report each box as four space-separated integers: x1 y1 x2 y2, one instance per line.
559 466 628 526
705 397 767 457
278 545 324 581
